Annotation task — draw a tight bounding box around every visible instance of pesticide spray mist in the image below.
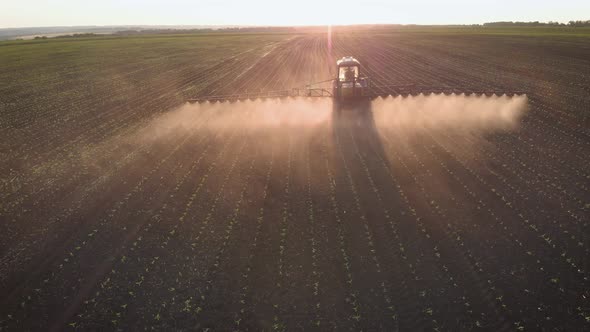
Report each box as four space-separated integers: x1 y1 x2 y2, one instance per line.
371 94 528 133
68 94 528 195
0 94 527 285
110 94 528 171
136 94 527 139
368 94 528 177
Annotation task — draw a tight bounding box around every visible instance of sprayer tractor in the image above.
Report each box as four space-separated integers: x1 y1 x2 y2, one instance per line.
187 56 523 104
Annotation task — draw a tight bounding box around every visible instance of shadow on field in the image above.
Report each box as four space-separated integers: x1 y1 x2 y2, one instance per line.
327 95 530 330
331 99 391 173
329 99 409 330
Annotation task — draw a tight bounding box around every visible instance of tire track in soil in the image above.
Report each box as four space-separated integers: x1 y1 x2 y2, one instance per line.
1 106 228 331
331 109 399 331
347 109 483 331
54 107 246 331
214 143 276 331
108 109 251 330
422 131 590 330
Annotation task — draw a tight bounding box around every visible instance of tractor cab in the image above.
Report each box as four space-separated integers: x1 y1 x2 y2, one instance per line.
333 56 370 101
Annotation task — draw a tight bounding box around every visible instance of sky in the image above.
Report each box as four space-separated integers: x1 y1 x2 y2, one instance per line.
1 0 589 28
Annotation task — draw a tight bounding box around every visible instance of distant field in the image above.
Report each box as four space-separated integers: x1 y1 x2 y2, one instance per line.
1 28 589 330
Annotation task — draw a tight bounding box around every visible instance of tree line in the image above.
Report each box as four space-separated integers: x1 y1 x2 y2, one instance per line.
484 20 590 27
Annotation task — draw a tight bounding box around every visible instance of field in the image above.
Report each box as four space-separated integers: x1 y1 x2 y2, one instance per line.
1 27 589 331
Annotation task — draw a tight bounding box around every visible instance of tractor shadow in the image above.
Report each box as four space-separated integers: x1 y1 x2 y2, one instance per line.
329 99 408 328
330 99 392 175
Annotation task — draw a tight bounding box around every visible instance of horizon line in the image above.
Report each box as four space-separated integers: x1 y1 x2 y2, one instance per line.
2 20 585 30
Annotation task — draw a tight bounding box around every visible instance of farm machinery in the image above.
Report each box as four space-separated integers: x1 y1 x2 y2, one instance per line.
187 56 524 104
